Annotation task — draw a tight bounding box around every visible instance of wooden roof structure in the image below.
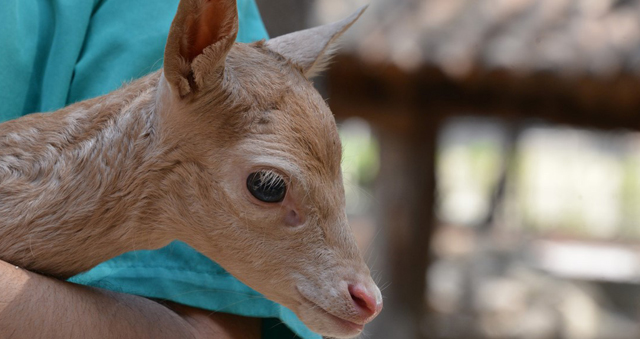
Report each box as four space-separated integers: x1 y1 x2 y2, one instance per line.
324 0 640 130
340 0 640 76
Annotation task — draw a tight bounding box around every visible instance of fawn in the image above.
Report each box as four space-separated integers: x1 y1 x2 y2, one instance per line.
0 0 381 337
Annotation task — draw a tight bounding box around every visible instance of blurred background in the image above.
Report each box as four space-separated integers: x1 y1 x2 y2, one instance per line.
255 0 640 338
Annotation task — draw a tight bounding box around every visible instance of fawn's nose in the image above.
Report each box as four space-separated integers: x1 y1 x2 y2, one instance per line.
348 283 383 321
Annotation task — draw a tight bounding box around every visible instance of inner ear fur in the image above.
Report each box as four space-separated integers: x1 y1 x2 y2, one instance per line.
164 0 239 97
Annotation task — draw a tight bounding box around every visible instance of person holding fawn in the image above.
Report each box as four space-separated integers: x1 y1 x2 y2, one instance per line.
0 0 381 338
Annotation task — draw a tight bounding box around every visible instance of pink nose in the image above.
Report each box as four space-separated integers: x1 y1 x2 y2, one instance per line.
348 283 383 320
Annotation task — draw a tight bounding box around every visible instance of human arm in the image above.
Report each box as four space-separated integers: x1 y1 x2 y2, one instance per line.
0 259 260 339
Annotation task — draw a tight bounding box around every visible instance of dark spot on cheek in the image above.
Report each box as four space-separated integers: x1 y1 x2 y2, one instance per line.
285 209 304 226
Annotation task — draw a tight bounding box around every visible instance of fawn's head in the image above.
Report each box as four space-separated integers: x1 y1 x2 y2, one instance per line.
154 0 381 337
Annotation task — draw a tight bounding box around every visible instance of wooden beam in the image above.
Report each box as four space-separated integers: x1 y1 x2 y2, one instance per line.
328 54 640 132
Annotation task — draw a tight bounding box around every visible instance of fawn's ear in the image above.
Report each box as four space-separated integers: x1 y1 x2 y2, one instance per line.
265 6 366 79
164 0 238 97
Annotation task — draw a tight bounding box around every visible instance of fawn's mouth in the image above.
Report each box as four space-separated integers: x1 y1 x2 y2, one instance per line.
296 290 365 334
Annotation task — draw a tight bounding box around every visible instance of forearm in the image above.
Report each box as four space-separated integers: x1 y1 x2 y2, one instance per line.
0 259 196 339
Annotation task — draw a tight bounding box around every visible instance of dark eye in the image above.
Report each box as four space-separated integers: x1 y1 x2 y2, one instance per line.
246 171 287 203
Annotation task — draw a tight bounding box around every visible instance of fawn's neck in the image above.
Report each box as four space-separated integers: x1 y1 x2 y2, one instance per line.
0 71 179 278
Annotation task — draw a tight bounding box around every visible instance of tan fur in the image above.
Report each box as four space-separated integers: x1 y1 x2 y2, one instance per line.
0 1 379 337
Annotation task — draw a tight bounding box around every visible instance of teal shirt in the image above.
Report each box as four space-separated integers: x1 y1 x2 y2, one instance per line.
0 1 320 338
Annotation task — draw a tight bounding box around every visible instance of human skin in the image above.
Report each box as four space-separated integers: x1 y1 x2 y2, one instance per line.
0 259 260 339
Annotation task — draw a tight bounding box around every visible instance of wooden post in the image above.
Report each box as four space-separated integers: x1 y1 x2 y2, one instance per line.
326 54 444 338
368 110 440 339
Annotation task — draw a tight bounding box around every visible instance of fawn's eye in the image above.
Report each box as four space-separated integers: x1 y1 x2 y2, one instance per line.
246 171 287 203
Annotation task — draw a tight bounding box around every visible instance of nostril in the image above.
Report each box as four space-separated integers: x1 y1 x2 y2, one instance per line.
348 283 381 318
351 291 370 310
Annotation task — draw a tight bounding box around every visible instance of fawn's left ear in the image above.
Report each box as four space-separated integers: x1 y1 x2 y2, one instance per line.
265 6 367 79
164 0 238 97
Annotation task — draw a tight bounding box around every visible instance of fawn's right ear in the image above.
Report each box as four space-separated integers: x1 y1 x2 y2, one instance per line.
163 0 238 97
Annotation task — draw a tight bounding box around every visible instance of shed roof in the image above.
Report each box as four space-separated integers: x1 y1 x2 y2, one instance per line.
317 0 640 77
